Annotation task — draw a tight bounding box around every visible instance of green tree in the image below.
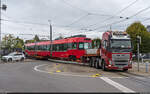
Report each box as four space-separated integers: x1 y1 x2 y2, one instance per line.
92 38 101 48
34 35 40 42
25 35 40 43
14 37 24 50
1 35 24 50
126 21 150 53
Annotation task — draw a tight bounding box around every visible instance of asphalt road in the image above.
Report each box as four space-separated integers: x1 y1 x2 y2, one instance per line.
0 60 149 93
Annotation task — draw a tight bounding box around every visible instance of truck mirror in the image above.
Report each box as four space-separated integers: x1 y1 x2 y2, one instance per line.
132 55 135 58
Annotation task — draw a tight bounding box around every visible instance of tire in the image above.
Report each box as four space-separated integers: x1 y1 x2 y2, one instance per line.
20 58 24 61
123 69 128 72
89 59 92 67
95 59 100 69
102 60 107 71
92 57 96 68
8 58 12 62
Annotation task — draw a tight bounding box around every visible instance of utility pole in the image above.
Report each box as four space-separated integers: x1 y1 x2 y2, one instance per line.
0 0 2 62
0 0 7 62
110 25 112 30
48 20 52 57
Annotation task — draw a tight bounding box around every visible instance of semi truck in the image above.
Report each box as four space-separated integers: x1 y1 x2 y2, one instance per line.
82 31 133 71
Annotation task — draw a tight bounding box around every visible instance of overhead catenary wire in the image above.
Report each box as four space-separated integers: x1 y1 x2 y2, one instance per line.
62 0 112 16
1 19 49 26
66 13 91 27
81 0 139 29
62 0 128 28
2 33 50 38
91 5 150 31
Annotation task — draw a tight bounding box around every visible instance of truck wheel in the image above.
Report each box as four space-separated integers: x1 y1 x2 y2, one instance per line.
102 61 107 71
95 60 100 69
123 69 128 72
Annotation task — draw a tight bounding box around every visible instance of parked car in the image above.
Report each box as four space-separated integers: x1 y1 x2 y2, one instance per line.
2 52 25 62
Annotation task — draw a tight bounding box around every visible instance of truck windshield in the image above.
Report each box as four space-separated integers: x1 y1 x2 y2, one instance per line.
110 39 131 49
79 42 92 49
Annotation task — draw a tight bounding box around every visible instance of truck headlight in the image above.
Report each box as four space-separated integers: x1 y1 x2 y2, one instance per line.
109 59 112 65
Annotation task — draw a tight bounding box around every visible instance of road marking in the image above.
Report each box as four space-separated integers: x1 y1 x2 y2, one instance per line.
100 77 135 93
90 74 101 77
56 70 61 72
34 64 49 73
34 64 129 79
34 64 134 92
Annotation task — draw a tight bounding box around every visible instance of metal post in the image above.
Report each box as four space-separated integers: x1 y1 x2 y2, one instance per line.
137 42 140 71
145 62 149 73
0 0 1 63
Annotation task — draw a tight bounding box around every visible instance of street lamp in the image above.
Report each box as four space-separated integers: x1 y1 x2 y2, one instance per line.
0 0 7 62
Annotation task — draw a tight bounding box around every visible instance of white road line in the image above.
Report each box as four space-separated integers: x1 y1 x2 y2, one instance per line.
34 64 49 73
34 64 92 78
100 77 135 93
34 64 128 79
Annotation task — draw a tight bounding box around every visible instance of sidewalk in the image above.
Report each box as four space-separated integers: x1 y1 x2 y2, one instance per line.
128 62 150 76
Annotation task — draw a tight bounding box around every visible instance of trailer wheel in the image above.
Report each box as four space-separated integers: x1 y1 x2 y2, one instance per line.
89 59 92 67
95 59 100 69
102 60 107 71
92 57 96 68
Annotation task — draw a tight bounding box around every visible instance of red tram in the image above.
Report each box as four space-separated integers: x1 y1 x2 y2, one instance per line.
25 35 92 61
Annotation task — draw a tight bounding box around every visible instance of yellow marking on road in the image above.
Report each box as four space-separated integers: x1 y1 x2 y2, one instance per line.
90 74 101 77
56 70 61 72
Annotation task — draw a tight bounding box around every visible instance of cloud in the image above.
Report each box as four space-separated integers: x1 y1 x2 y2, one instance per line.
1 0 150 41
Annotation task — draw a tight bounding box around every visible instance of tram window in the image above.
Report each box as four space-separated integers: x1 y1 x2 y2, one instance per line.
53 45 55 51
58 44 60 51
68 43 72 49
56 44 59 51
79 42 84 49
84 43 89 49
47 45 50 51
27 46 29 50
43 45 47 51
37 45 42 50
64 43 68 51
72 43 77 49
29 46 35 50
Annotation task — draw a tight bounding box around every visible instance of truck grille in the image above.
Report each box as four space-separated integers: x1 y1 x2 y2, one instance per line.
114 61 128 66
112 54 130 67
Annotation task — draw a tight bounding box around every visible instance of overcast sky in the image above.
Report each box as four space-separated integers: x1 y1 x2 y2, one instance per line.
1 0 150 40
